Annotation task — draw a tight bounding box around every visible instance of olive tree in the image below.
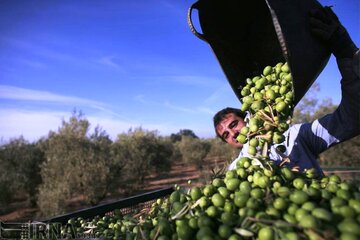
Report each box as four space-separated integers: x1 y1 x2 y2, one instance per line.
37 112 114 217
176 136 211 170
170 129 198 142
112 127 173 191
206 138 239 164
0 137 44 208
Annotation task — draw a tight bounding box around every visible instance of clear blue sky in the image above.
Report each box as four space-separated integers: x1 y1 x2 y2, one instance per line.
0 0 359 142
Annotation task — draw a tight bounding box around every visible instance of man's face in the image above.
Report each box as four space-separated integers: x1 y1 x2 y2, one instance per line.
216 113 246 149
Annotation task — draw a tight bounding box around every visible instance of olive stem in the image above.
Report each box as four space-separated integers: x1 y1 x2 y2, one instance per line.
261 142 269 157
279 158 290 167
258 110 275 124
248 127 266 138
267 103 276 122
139 227 148 240
191 199 202 209
255 134 271 141
171 203 191 220
152 227 161 240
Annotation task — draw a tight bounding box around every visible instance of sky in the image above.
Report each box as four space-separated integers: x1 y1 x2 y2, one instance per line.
0 0 359 142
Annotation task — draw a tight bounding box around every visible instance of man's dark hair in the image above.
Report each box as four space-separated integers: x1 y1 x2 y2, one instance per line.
213 107 247 141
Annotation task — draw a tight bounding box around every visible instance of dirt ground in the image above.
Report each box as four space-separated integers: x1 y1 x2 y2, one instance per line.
0 157 227 222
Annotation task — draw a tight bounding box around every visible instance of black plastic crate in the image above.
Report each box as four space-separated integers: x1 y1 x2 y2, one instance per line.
45 187 174 224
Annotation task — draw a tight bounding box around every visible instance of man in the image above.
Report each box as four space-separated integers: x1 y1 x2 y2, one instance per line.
214 7 359 175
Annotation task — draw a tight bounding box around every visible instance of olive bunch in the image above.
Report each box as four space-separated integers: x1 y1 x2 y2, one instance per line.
61 158 360 240
237 62 294 157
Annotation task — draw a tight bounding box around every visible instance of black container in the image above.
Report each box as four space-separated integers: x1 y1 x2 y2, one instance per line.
188 0 331 105
45 187 174 224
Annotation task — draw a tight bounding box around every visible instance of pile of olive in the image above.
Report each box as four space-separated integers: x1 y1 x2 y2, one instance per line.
61 157 360 240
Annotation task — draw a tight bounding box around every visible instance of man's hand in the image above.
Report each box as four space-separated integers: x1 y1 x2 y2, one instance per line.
309 6 358 59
